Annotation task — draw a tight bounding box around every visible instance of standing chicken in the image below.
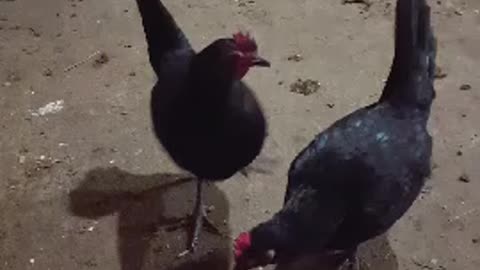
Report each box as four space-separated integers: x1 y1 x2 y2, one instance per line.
135 0 270 255
234 0 436 269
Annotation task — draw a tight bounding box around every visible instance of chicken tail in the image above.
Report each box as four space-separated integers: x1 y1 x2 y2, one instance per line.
380 0 436 108
135 0 191 75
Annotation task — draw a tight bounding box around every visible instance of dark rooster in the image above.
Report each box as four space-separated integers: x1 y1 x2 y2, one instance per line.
234 0 436 269
135 0 270 255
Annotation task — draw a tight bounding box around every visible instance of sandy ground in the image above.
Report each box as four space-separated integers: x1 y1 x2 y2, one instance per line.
1 0 479 269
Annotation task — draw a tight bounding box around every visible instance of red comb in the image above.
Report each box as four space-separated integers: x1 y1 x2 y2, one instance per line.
232 31 257 53
234 232 251 259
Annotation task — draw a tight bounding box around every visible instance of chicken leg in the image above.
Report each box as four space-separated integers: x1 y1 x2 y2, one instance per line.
177 180 221 257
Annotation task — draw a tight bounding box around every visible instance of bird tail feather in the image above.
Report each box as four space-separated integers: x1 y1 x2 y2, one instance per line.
380 0 436 108
135 0 191 74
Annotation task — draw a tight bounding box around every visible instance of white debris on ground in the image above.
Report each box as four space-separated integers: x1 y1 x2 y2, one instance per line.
31 100 64 116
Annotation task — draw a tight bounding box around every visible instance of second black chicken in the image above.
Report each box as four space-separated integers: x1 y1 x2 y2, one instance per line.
234 0 436 269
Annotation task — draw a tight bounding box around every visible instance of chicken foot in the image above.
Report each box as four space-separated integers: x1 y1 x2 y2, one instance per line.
177 180 223 257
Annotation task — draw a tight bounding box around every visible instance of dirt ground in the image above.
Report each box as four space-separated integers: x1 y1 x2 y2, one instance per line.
1 0 479 269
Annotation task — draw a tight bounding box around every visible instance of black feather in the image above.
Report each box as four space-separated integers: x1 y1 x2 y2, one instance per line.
247 0 436 265
136 0 267 181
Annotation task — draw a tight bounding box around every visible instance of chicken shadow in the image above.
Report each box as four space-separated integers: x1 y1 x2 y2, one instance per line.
69 166 232 270
356 233 399 270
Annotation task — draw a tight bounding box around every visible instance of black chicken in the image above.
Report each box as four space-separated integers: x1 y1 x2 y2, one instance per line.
135 0 270 255
234 0 436 269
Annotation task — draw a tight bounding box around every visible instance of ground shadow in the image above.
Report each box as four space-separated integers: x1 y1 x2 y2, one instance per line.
356 233 399 270
69 166 232 270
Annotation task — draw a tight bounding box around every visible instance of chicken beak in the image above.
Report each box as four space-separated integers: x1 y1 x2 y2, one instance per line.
251 56 271 67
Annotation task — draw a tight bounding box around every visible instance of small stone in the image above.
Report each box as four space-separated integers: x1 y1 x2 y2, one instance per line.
206 205 215 213
287 54 303 62
18 155 26 164
460 84 471 91
3 81 11 87
458 173 470 183
29 258 35 264
43 68 53 77
434 66 447 79
472 238 479 244
93 52 110 68
456 150 463 156
128 71 136 77
28 28 41 37
70 13 77 18
326 103 335 108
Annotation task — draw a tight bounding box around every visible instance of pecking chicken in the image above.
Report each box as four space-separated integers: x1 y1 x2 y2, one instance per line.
234 0 436 269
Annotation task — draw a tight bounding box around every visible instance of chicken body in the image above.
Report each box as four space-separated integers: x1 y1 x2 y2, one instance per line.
235 0 436 268
135 0 268 254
